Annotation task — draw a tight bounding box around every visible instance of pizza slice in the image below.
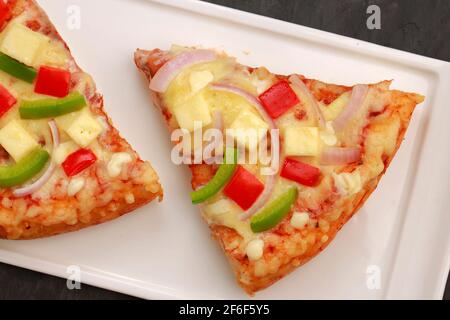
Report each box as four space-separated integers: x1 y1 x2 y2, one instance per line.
135 45 424 295
0 0 162 240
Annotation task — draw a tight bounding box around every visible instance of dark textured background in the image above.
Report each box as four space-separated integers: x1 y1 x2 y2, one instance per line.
0 0 449 300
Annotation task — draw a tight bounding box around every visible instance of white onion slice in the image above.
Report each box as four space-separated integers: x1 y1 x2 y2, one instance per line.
48 120 60 147
149 49 217 93
210 84 279 220
289 75 326 128
13 121 60 198
320 147 361 165
332 84 369 132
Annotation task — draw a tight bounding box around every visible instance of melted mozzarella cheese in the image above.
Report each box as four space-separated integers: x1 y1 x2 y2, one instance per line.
67 177 85 196
246 239 264 261
107 152 132 178
205 199 232 216
333 171 362 196
290 212 310 229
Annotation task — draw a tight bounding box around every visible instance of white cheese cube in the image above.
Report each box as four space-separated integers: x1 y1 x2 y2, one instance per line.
290 212 310 230
333 171 362 196
107 152 132 178
173 92 212 132
0 23 50 66
228 109 269 149
67 177 85 197
54 110 80 131
284 126 319 156
34 42 69 68
189 70 213 94
246 239 264 261
0 120 38 162
64 109 103 147
319 121 338 146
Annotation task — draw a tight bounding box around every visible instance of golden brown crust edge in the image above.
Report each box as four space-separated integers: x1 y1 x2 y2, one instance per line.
0 185 162 240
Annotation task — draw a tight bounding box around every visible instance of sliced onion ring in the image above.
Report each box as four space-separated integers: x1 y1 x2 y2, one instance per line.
289 75 326 128
210 83 279 220
150 49 217 93
320 147 361 166
332 84 369 132
48 119 60 147
13 120 60 198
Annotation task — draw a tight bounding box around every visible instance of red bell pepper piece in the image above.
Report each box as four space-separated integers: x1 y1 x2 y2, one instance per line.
281 158 321 187
62 148 97 177
0 1 11 29
34 66 71 98
223 166 265 210
259 80 299 119
0 84 16 117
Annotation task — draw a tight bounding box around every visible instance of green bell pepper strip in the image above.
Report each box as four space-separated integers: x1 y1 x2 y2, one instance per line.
19 92 87 119
0 148 50 188
250 186 298 233
190 148 238 204
0 53 37 83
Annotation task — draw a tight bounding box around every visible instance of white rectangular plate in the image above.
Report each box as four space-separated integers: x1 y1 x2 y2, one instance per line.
0 0 449 300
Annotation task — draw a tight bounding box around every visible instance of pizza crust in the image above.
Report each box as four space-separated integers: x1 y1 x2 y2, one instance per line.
0 183 162 240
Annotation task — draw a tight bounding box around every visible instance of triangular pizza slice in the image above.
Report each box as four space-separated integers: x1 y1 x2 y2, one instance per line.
135 46 424 294
0 0 162 239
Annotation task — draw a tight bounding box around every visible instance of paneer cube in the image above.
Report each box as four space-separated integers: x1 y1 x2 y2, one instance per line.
0 120 38 162
0 23 50 66
34 42 69 68
61 109 102 147
173 92 212 132
189 70 213 94
55 109 80 131
284 126 319 156
228 109 269 149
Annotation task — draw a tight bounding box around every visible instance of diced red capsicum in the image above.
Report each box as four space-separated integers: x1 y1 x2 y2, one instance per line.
0 84 16 117
62 148 97 177
223 166 264 210
0 1 11 29
34 66 71 98
280 158 321 187
259 80 299 119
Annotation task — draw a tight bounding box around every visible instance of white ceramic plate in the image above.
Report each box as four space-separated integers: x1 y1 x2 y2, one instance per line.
0 0 449 300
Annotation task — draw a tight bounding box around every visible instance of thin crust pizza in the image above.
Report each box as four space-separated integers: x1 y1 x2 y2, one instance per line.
135 46 424 294
0 0 162 240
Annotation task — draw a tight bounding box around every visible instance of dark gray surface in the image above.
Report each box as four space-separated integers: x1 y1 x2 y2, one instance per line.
0 0 449 300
